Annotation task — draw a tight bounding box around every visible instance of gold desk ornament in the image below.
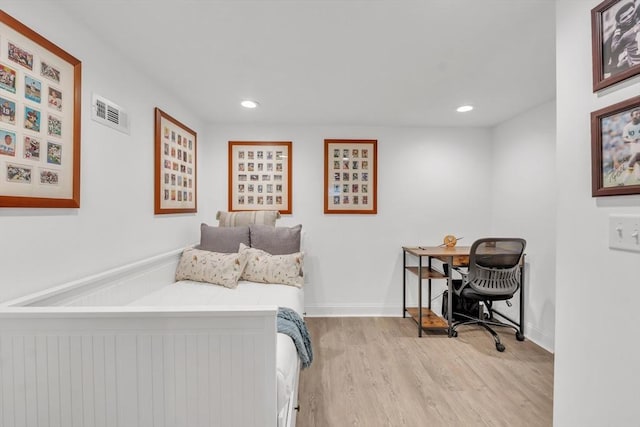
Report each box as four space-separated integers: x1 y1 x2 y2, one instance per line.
442 235 463 248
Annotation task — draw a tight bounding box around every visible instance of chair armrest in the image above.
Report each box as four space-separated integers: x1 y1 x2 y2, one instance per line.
452 266 470 295
452 266 468 278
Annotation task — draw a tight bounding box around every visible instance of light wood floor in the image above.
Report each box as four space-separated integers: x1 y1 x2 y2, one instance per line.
297 317 553 427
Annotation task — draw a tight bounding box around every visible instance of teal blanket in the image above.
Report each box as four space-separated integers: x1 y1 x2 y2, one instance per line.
277 307 313 369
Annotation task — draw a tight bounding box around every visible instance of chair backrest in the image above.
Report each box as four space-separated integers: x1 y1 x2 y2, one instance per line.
467 238 526 297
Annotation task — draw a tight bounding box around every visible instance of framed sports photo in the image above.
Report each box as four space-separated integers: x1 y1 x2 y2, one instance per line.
324 139 377 214
591 95 640 196
0 11 81 208
154 108 197 214
228 141 292 214
591 0 640 91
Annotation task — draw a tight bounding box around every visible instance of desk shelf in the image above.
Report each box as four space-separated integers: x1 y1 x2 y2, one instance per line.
405 266 446 279
406 307 448 329
432 255 469 267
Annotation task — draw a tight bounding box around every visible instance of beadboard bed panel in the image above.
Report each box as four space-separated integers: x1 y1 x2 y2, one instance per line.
0 247 293 427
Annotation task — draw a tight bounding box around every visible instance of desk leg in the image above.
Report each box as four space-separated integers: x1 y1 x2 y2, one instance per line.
446 256 453 338
427 257 432 311
418 255 423 337
402 250 406 318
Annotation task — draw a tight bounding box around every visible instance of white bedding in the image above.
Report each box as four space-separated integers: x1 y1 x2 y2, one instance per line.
127 279 303 418
129 280 304 315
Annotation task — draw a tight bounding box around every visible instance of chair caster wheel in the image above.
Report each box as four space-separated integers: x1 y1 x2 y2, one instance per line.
516 332 525 341
496 343 505 352
451 330 458 337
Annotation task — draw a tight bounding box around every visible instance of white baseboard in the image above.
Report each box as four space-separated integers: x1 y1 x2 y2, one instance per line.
524 322 555 353
305 304 401 317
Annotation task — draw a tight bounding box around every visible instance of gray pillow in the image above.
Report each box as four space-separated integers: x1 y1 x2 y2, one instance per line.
249 224 302 255
199 223 250 253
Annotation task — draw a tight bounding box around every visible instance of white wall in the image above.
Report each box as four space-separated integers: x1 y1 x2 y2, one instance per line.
205 124 495 315
491 100 557 351
555 1 640 425
0 4 557 351
0 4 206 301
205 117 560 353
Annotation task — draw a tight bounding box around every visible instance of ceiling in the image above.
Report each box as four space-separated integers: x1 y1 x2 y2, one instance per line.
61 0 556 128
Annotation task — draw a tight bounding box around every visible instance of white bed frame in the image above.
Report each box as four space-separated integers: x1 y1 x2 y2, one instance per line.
0 248 299 427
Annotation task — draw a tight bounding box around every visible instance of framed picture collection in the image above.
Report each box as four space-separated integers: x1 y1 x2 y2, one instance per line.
0 11 81 208
324 139 377 214
228 141 292 214
154 108 197 214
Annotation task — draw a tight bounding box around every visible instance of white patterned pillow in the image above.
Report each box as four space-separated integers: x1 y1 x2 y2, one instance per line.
175 248 248 288
239 243 304 288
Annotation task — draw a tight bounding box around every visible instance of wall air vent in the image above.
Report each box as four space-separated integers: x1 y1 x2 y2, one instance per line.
91 93 130 134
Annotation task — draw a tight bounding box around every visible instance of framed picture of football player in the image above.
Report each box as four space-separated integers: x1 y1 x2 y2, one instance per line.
591 0 640 91
591 95 640 196
0 11 81 208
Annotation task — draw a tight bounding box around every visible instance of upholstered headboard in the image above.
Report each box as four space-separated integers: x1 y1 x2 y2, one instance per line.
216 210 281 227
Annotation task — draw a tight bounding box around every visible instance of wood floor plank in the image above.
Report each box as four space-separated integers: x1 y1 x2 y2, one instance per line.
297 317 553 427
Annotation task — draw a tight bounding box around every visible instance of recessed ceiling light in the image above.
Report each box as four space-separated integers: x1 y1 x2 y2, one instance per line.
241 100 259 109
456 105 474 113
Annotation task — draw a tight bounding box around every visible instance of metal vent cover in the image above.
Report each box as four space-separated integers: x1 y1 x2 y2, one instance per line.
91 94 130 134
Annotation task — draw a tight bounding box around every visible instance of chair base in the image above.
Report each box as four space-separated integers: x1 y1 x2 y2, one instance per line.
450 304 524 352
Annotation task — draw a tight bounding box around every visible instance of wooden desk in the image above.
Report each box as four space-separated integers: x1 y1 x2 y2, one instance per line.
402 245 525 338
402 246 471 337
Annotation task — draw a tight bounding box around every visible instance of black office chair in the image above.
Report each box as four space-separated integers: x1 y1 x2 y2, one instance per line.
450 237 526 352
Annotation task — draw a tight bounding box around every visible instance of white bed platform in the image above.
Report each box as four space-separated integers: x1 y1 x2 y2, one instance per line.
0 248 302 427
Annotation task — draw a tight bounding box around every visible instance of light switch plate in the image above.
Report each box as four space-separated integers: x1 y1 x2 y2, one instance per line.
609 215 640 252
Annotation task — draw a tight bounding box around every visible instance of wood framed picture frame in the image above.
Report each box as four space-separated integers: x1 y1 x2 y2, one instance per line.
154 107 197 214
591 0 640 92
228 141 292 214
591 95 640 196
324 139 377 214
0 11 81 208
